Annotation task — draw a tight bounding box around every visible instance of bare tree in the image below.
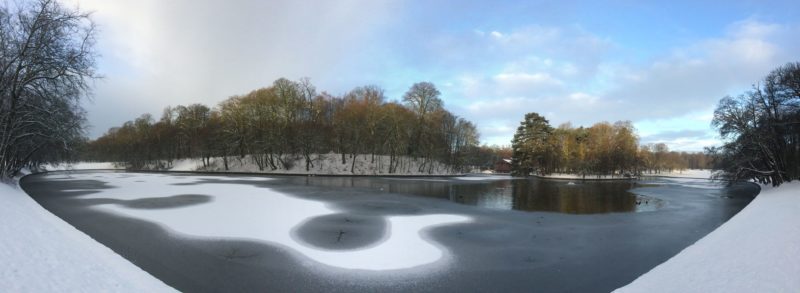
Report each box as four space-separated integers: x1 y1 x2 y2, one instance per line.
0 0 97 178
402 82 442 118
402 82 443 158
711 62 800 186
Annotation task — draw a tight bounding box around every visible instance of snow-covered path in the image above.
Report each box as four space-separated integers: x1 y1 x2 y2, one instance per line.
0 182 174 292
616 182 800 292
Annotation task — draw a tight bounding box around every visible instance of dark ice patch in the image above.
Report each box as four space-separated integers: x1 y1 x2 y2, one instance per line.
293 214 387 250
331 200 423 215
81 194 212 209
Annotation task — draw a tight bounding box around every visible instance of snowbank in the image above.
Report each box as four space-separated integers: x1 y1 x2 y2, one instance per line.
534 169 714 180
165 153 459 176
41 161 122 171
0 182 174 292
533 173 634 180
641 169 713 179
615 182 800 292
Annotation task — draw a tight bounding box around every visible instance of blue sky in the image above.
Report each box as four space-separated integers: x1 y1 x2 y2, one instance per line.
70 0 799 151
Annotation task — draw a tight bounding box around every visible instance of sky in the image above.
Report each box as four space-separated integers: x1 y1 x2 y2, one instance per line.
67 0 800 151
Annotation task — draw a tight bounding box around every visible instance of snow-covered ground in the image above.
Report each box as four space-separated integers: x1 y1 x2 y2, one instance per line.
0 180 174 292
162 153 458 175
642 169 713 179
37 153 462 176
533 173 634 180
615 181 800 292
41 161 121 171
534 169 714 180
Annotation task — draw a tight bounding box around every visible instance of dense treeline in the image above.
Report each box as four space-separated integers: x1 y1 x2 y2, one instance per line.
83 79 480 174
510 113 709 177
466 145 513 171
0 0 96 179
708 62 800 186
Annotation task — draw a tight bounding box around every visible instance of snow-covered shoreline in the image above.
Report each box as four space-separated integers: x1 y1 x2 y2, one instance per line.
4 163 796 291
531 173 635 180
530 169 713 181
0 177 175 292
171 154 459 176
615 181 800 292
43 153 466 176
639 169 714 179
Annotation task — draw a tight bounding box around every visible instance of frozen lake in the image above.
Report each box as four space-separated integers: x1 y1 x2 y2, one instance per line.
23 171 757 292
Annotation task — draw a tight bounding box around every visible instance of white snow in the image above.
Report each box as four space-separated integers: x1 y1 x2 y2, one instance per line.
533 173 634 180
667 177 725 190
51 172 472 271
164 153 459 176
453 175 512 181
7 164 796 290
531 169 714 180
642 169 713 179
615 181 800 293
41 161 121 171
0 181 174 292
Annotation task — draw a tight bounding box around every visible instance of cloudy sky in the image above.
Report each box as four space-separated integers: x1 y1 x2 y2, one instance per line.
69 0 799 151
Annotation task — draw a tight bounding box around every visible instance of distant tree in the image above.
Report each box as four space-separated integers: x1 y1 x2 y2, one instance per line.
84 78 481 175
511 113 553 176
402 82 443 156
0 0 97 178
402 82 442 118
507 112 704 177
380 102 414 173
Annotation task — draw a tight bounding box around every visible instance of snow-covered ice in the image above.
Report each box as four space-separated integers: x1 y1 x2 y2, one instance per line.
5 166 796 291
0 180 174 292
55 172 472 271
615 181 800 292
41 161 121 171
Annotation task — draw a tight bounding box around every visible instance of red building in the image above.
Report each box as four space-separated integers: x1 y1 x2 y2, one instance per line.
494 158 512 173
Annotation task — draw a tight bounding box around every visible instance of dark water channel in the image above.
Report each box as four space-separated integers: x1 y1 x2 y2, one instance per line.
281 175 666 214
23 171 758 293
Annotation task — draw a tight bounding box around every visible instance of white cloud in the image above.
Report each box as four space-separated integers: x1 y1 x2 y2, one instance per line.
70 0 400 136
605 20 796 122
453 19 799 149
493 72 564 95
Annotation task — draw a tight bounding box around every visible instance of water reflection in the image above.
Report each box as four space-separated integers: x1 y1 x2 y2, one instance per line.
450 179 657 214
510 180 641 214
280 176 664 214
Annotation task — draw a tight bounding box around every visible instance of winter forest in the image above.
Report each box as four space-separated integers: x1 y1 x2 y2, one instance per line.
81 80 481 174
509 114 710 177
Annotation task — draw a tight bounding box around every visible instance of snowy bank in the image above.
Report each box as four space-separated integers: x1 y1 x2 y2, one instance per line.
533 169 713 181
532 173 635 180
0 181 174 292
42 154 464 176
41 161 122 171
640 169 713 179
161 153 460 176
615 181 800 292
